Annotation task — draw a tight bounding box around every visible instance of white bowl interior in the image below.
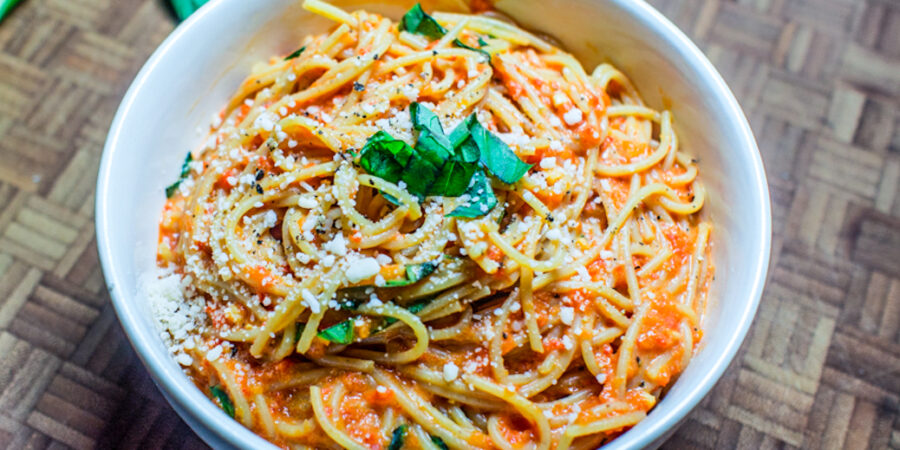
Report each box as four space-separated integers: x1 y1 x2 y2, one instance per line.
96 0 770 448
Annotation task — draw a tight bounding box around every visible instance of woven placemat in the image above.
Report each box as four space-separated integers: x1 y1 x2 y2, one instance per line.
0 0 897 448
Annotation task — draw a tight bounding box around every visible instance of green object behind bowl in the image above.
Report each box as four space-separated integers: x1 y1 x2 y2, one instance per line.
0 0 25 24
170 0 210 21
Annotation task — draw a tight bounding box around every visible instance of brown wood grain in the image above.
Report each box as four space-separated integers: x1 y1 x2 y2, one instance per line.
0 0 897 448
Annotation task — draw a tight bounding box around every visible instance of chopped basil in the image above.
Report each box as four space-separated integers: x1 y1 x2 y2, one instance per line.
431 435 449 450
165 152 193 198
210 385 235 418
477 37 489 47
317 320 354 344
382 299 431 327
169 0 209 21
388 424 407 450
399 4 445 40
338 298 362 310
410 102 453 158
429 159 476 197
357 104 529 217
284 45 306 61
384 261 439 287
453 38 491 62
358 131 414 184
448 169 497 218
357 124 442 200
407 301 429 314
469 119 532 184
449 115 480 164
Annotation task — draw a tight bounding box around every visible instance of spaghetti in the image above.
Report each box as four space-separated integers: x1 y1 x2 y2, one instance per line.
152 1 713 448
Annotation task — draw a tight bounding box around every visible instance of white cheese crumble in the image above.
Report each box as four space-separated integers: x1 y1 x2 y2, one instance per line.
442 362 459 382
297 196 318 209
253 112 278 131
346 257 380 283
322 234 348 256
301 288 321 313
560 307 574 325
142 268 207 367
563 108 583 126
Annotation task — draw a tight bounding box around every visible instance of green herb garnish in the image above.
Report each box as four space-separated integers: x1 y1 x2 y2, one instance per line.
468 119 532 184
0 0 25 24
431 435 449 450
453 38 491 62
317 320 354 344
382 299 431 327
448 169 498 218
388 424 407 450
384 261 439 287
165 152 193 198
210 385 235 418
399 4 445 40
169 0 209 21
357 104 530 217
284 46 306 61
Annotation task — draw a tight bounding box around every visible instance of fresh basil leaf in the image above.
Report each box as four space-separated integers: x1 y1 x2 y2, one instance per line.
431 435 449 450
448 169 497 218
470 120 532 184
410 102 453 166
399 4 445 40
284 46 306 61
429 159 476 197
448 114 476 149
388 425 407 450
382 299 431 327
402 156 441 198
165 152 193 198
317 320 354 344
210 385 235 418
169 0 209 21
338 298 362 310
477 37 489 47
453 38 491 62
410 102 448 142
407 301 429 315
384 261 439 287
448 115 481 164
414 136 453 172
359 129 444 200
406 261 438 283
358 131 411 183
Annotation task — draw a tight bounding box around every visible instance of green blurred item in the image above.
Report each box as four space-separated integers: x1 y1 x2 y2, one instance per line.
170 0 210 21
0 0 25 23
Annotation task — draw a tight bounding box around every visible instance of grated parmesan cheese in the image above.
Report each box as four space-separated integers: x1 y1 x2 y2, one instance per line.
142 268 207 367
345 257 380 283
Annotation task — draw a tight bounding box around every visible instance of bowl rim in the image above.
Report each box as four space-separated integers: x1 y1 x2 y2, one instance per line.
95 0 772 448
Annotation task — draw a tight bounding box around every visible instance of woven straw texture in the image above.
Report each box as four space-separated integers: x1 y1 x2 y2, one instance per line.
0 0 898 448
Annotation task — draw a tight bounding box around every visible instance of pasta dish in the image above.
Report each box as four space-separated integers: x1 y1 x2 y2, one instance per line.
150 1 713 448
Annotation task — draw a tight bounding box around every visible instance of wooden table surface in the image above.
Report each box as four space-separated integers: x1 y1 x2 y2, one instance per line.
0 0 897 448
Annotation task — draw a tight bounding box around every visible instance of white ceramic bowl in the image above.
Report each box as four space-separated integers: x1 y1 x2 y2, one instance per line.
96 0 771 448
